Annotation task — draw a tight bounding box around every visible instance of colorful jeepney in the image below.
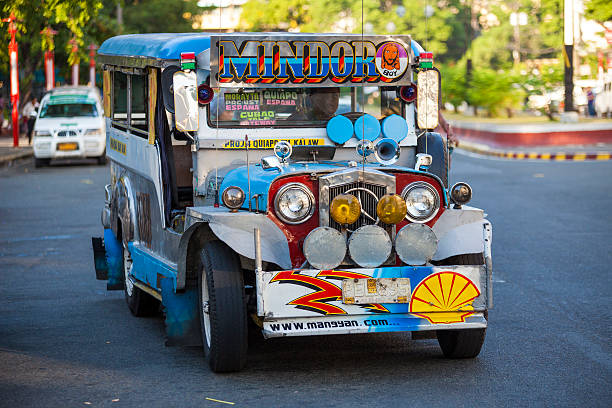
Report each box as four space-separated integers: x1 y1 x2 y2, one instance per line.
92 33 493 372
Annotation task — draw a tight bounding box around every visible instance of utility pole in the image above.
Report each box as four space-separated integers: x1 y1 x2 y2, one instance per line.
564 0 575 113
41 27 57 91
2 12 19 147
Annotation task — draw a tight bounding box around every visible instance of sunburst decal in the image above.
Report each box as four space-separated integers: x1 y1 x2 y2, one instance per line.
410 271 480 324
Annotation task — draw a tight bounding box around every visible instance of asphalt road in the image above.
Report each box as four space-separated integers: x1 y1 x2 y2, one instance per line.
1 153 611 407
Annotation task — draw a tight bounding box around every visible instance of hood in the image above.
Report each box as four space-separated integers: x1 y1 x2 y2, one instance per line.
219 161 430 212
34 116 104 133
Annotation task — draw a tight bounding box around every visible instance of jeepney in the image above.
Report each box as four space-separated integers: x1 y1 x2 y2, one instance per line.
92 33 493 373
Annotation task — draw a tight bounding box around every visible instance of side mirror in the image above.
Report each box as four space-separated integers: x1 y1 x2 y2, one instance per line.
172 70 199 132
417 69 440 130
29 109 38 118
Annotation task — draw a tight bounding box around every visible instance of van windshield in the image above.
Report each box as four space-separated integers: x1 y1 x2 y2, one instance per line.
40 102 98 118
208 86 401 128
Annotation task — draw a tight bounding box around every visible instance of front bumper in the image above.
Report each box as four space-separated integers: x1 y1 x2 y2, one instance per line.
257 265 490 338
34 135 105 159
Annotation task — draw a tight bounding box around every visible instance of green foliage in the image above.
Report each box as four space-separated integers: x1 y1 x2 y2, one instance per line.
439 62 467 110
466 67 525 117
121 0 200 34
583 0 612 24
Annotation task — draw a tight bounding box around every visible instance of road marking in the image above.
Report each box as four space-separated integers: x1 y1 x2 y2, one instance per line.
457 143 612 161
206 397 235 405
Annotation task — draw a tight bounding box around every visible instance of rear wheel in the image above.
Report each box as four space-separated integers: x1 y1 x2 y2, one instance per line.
198 240 247 372
435 252 486 358
97 154 107 165
122 244 160 316
35 158 50 168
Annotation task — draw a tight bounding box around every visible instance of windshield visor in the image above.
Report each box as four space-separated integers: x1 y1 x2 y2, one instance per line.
208 86 402 128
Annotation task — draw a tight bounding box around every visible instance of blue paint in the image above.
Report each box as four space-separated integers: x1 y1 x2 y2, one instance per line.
326 115 354 144
161 278 201 346
103 228 123 290
220 161 447 212
381 114 408 142
128 242 177 291
353 114 381 141
411 39 425 57
99 33 211 61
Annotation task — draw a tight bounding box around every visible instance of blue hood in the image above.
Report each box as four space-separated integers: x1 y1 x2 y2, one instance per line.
219 161 440 212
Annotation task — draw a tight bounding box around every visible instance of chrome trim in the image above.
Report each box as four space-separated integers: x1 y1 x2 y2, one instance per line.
401 181 440 223
221 186 245 209
273 182 315 225
319 168 395 228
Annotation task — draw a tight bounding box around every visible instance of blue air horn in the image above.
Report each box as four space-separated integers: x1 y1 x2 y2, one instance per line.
374 138 400 165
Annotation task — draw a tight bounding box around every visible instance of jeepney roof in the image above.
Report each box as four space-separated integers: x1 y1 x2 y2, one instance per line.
98 32 425 64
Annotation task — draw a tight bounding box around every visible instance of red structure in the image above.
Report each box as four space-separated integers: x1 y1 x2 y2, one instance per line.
88 44 98 86
69 38 79 86
41 27 57 91
2 13 19 147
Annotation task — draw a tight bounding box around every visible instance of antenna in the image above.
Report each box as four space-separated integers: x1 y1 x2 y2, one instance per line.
245 134 252 212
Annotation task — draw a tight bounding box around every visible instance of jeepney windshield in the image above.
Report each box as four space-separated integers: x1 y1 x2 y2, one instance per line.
208 86 401 128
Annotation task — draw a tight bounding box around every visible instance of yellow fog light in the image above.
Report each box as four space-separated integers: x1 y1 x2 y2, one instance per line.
377 194 407 224
330 194 361 225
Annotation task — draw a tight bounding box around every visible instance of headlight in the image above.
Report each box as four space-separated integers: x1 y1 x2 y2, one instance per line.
376 194 407 225
85 128 104 136
330 194 361 225
401 182 440 223
222 186 245 211
274 183 315 224
34 130 52 137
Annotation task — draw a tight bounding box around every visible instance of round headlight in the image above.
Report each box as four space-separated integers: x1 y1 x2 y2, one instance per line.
222 186 245 210
450 182 472 206
376 194 407 225
402 182 440 223
330 194 361 225
274 183 315 224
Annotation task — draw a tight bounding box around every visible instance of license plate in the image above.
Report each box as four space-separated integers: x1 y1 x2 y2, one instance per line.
57 142 78 151
342 278 411 304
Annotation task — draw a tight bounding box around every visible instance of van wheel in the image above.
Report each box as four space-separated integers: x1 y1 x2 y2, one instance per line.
35 158 50 168
123 244 160 316
97 155 107 165
199 241 247 372
435 252 486 358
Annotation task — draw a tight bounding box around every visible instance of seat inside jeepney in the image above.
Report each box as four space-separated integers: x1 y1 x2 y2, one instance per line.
172 141 193 205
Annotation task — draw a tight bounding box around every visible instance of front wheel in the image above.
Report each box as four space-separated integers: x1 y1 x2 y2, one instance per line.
199 240 247 373
123 244 159 316
436 328 486 358
35 158 50 168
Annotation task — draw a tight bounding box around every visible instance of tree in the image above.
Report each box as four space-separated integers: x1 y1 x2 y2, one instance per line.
0 0 103 100
583 0 612 25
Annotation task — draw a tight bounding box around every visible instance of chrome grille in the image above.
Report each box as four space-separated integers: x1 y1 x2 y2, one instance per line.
57 130 77 137
329 182 387 231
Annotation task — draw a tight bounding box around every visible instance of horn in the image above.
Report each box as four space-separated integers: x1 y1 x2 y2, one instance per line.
355 140 375 158
374 138 400 165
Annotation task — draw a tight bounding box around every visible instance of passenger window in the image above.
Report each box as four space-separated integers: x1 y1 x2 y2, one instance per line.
112 72 128 131
130 74 148 136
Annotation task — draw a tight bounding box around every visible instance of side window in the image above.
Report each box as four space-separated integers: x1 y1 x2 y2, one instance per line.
112 72 128 131
130 74 148 136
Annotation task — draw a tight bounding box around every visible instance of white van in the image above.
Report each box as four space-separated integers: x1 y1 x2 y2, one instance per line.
32 86 106 167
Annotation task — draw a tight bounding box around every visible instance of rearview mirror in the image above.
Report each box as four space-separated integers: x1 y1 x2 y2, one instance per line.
417 69 440 130
173 70 199 132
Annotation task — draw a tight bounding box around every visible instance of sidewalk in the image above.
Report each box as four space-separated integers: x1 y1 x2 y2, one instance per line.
450 118 612 161
0 134 33 165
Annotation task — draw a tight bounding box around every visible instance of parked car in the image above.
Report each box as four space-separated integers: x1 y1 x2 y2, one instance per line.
32 86 106 167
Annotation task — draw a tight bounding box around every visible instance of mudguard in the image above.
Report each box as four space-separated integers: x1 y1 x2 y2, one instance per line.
431 206 489 261
417 131 448 186
175 206 292 290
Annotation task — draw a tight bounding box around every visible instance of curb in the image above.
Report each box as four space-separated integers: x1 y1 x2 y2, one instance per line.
0 150 33 165
456 141 612 161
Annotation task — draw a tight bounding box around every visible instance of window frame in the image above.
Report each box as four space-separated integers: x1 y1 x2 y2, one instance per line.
109 67 150 139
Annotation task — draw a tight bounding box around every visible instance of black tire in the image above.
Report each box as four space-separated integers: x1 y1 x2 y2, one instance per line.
35 158 50 168
435 252 486 358
198 240 247 373
417 132 449 187
122 244 160 317
97 154 107 165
